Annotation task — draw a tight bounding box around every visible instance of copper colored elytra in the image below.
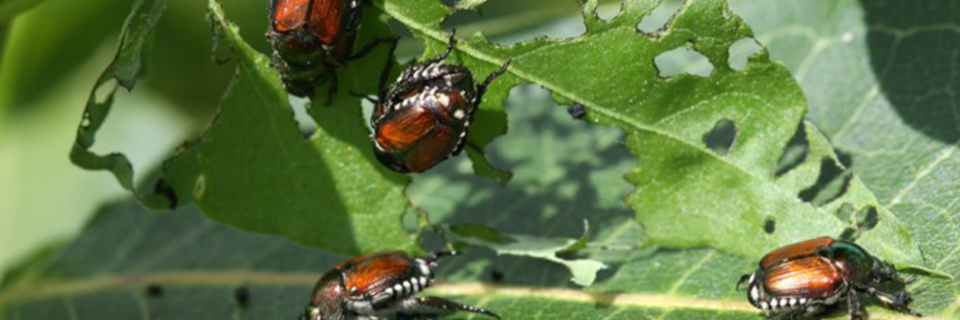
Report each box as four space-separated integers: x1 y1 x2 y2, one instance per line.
738 237 921 320
268 0 367 98
301 251 500 320
759 236 834 268
370 32 510 173
762 256 843 298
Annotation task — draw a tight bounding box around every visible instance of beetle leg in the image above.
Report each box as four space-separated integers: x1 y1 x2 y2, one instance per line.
865 287 922 317
473 59 512 108
349 37 400 61
375 39 401 102
396 312 439 320
770 308 805 320
323 73 339 106
412 296 501 319
847 292 865 320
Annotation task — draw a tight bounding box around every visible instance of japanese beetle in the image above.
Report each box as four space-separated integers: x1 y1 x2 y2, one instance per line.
738 237 921 320
268 0 386 98
370 32 510 173
302 250 500 320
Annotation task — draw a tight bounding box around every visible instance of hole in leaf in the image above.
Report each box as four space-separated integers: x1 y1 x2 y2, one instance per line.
855 206 879 231
728 37 762 71
443 2 583 46
839 228 858 242
798 158 852 206
774 123 810 177
289 96 318 138
834 148 853 169
637 0 683 34
94 79 119 105
702 119 737 155
764 219 776 234
595 0 622 21
655 46 714 78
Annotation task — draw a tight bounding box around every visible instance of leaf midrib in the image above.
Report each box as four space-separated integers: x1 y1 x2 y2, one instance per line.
0 271 946 319
379 2 769 189
374 2 853 238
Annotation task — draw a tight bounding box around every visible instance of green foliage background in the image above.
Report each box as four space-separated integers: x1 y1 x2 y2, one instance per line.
0 0 958 319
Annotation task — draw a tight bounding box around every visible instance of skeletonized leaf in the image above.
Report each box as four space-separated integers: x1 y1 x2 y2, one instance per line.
382 0 929 271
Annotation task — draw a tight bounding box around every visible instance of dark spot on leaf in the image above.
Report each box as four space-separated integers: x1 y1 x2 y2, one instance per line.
839 228 858 242
567 103 586 120
490 269 504 283
637 0 683 36
775 123 809 176
146 284 163 298
798 158 852 206
764 219 775 234
153 178 178 209
234 286 250 308
655 46 714 78
702 119 737 155
856 206 879 231
728 38 762 71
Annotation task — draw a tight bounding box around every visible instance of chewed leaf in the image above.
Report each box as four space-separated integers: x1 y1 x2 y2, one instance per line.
68 0 415 255
448 221 607 286
736 0 960 311
381 0 929 271
69 0 171 209
139 0 415 255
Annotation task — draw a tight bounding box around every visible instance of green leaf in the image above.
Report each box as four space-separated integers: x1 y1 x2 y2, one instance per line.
1 198 943 320
66 0 415 255
156 0 414 255
0 0 130 109
448 220 606 286
0 0 45 23
455 0 488 11
68 0 169 207
382 0 927 270
730 0 960 316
